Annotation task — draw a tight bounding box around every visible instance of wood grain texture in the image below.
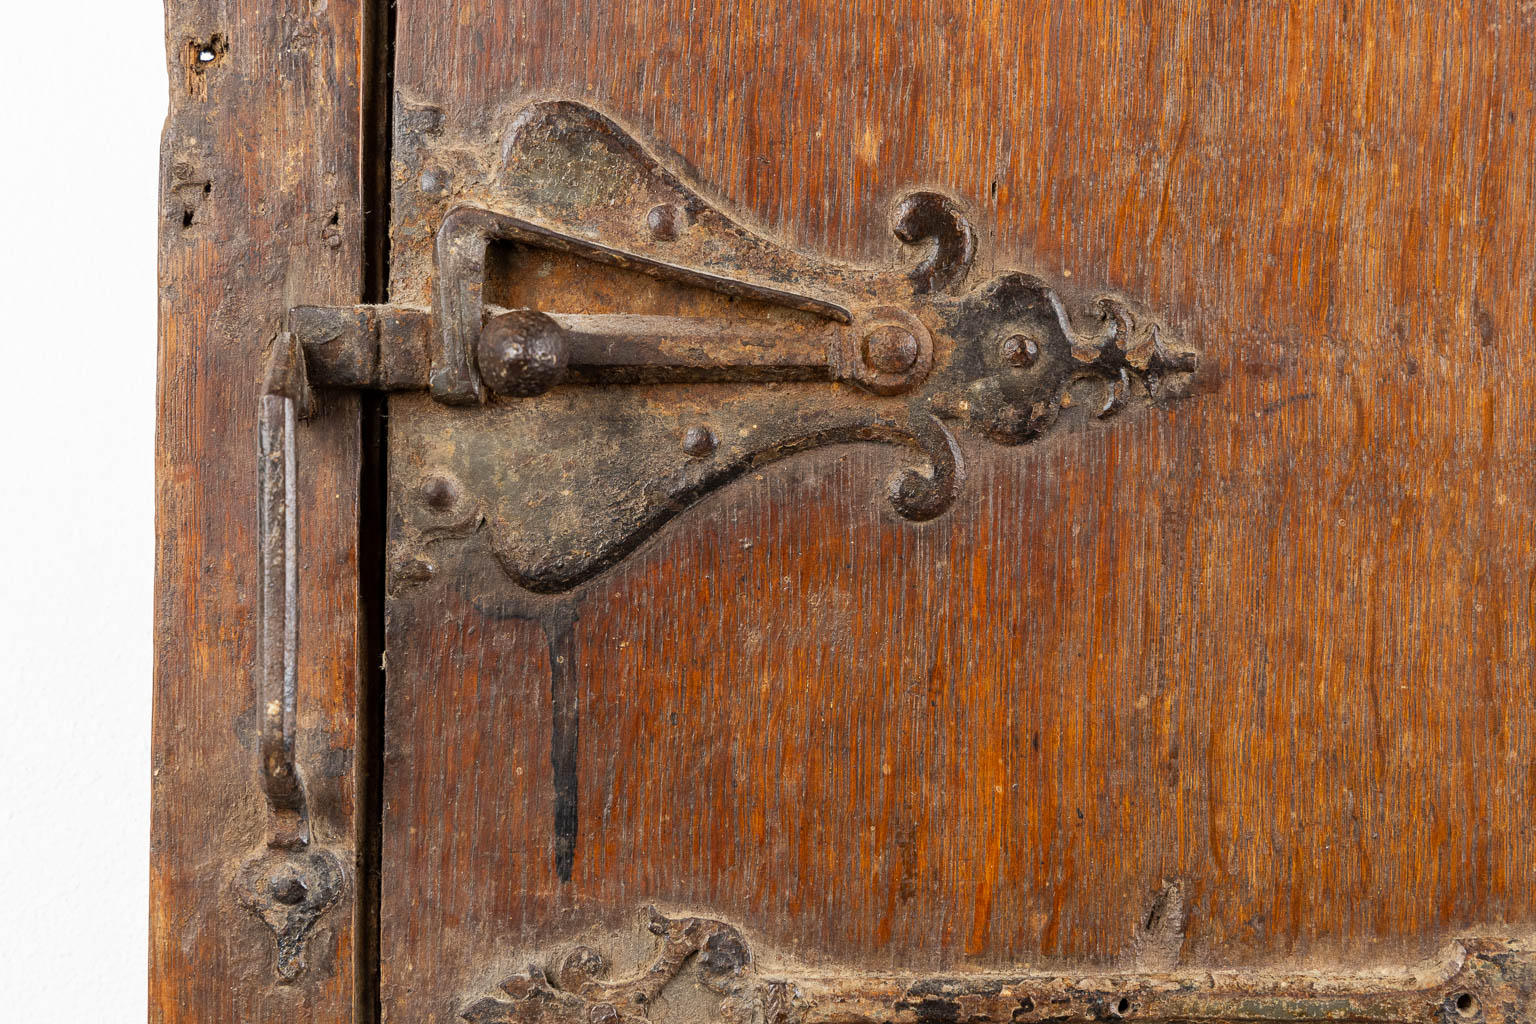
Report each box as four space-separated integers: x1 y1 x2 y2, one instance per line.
153 0 368 1019
380 0 1536 1019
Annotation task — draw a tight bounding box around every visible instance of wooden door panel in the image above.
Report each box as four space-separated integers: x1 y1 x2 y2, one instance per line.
375 6 1536 1022
385 406 1536 981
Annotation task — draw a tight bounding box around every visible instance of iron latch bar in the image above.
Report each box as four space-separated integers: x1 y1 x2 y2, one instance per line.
291 305 858 390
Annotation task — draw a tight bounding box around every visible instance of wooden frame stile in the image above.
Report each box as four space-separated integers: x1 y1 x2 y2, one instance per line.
152 0 391 1019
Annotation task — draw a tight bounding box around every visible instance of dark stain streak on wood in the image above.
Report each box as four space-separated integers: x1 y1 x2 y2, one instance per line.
544 604 581 884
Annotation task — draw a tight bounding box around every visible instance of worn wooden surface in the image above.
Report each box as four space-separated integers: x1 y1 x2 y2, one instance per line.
381 1 1536 1021
152 0 368 1020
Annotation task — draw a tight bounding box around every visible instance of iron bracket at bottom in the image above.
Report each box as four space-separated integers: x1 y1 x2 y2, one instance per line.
462 910 1534 1024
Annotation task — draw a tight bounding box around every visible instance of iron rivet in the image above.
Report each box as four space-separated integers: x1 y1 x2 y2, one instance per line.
394 557 436 584
420 475 458 511
1001 332 1040 367
270 874 308 906
682 425 716 457
647 203 684 241
862 324 919 374
563 946 606 978
419 166 446 194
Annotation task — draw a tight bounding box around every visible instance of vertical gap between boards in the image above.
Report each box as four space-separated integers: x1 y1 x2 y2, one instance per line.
356 0 396 1021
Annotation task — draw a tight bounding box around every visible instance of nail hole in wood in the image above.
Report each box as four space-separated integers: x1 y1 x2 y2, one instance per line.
184 34 227 98
188 34 226 68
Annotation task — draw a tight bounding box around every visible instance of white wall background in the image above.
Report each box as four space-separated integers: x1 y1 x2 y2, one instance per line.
0 3 165 1019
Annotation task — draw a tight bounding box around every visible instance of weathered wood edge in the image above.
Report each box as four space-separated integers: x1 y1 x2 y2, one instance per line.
152 0 368 1019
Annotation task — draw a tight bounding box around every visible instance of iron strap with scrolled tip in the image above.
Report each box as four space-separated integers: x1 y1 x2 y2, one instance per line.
289 99 1199 595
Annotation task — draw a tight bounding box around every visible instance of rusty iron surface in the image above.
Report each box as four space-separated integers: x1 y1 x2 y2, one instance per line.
289 100 1200 595
235 333 347 983
256 332 313 849
234 846 346 984
460 911 1534 1024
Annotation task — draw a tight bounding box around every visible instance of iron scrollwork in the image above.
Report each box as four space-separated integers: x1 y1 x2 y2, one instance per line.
461 910 1535 1024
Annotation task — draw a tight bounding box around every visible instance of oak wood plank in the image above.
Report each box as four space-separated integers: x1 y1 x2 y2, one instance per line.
380 0 1536 1017
152 0 369 1019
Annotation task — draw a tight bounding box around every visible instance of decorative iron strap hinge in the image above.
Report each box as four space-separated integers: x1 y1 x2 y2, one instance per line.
237 100 1202 980
286 99 1198 594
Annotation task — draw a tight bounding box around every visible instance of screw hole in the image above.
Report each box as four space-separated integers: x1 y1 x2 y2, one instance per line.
181 207 195 228
1112 998 1132 1018
1454 993 1479 1017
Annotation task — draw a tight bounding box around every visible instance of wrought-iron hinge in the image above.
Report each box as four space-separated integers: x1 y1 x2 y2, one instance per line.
235 101 1201 980
286 99 1198 593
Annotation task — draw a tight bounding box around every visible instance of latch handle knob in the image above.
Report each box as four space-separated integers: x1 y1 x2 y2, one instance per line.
478 309 569 397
